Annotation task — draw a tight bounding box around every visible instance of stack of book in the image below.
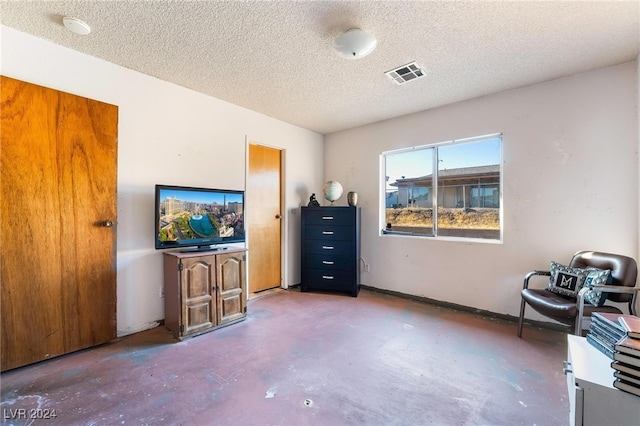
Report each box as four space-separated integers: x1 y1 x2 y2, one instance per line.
611 315 640 397
585 312 625 359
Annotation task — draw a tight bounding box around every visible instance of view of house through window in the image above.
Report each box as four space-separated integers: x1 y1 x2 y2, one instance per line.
383 134 502 241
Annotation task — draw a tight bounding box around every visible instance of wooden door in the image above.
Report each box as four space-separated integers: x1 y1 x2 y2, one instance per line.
1 77 118 371
217 251 246 324
180 257 216 336
247 144 282 293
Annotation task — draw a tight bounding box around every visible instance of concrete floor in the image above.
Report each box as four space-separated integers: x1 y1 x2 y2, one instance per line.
1 288 569 425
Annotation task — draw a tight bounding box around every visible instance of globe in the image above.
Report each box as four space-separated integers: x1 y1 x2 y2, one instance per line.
323 180 343 204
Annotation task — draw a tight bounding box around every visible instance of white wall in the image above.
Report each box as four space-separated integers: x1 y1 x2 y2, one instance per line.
1 26 323 336
325 61 639 321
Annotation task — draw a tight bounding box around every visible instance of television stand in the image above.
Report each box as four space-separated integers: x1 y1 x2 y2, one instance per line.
163 248 247 339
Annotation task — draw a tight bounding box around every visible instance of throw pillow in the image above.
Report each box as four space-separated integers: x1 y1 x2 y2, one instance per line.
547 261 592 298
581 269 612 307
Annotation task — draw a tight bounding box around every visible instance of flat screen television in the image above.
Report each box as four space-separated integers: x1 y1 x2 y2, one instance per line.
155 184 245 251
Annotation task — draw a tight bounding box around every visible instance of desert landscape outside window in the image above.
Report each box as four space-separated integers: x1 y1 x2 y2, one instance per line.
382 134 502 241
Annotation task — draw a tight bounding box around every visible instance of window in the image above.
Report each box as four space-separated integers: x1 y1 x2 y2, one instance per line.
382 134 502 241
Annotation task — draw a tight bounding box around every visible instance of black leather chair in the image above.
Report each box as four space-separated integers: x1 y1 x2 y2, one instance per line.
517 251 638 337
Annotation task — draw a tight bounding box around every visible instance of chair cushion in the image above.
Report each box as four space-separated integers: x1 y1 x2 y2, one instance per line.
521 288 623 325
547 261 592 298
522 289 578 324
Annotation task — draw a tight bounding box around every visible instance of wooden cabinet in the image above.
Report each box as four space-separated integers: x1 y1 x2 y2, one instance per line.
163 249 247 339
300 206 361 297
565 335 640 425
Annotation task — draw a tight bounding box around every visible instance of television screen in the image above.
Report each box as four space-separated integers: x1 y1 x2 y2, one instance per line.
155 184 245 251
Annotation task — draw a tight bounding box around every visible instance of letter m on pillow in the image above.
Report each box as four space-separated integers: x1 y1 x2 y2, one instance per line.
558 273 578 290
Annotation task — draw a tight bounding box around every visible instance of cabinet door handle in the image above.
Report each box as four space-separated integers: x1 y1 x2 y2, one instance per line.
322 261 334 265
322 216 334 220
322 275 334 280
322 246 334 250
322 231 334 235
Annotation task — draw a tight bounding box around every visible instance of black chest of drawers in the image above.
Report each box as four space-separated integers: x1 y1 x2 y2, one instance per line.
300 206 361 296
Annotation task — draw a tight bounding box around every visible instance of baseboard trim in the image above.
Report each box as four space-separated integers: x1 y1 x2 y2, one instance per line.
360 285 569 333
289 283 568 333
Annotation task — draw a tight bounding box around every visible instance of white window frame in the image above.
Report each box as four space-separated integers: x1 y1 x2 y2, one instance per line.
380 133 503 243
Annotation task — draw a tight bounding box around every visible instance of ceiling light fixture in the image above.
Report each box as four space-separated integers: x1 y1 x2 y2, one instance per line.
333 28 377 60
62 17 91 35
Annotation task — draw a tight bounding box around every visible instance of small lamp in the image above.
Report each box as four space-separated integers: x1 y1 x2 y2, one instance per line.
333 28 377 60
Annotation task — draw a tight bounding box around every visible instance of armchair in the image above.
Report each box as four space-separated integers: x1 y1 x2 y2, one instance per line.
517 251 638 337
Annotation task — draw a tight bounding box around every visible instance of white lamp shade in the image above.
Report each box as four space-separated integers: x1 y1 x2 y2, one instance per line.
333 28 377 59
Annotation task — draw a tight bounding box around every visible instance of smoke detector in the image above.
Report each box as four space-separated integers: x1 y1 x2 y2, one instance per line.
63 17 91 35
385 62 425 85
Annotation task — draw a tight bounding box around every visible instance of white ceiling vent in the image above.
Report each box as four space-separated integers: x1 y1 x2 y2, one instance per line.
385 62 425 86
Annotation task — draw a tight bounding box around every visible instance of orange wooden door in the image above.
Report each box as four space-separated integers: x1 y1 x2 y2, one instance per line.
1 76 118 371
247 144 282 293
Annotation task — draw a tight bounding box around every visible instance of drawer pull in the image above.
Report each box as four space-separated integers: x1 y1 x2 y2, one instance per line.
322 275 334 280
322 216 334 220
322 246 334 250
322 231 334 235
563 360 572 375
322 261 334 265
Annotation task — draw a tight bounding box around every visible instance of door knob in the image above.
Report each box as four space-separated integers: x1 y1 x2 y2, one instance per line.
103 220 114 227
275 214 281 219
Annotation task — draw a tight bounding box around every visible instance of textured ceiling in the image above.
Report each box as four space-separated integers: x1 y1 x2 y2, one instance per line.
1 1 638 135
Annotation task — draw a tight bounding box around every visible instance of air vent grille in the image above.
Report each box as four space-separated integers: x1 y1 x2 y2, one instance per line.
385 62 425 86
